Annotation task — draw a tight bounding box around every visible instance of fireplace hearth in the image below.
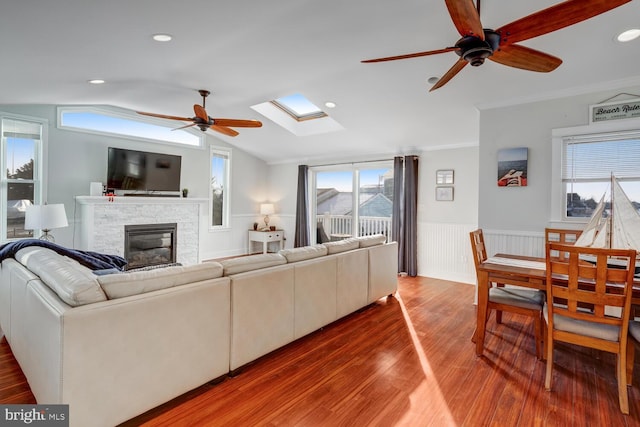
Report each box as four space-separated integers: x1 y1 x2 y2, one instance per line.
124 223 177 269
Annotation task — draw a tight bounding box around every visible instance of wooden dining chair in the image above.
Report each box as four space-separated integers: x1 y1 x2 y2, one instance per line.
625 306 640 386
544 228 582 261
469 229 545 359
544 242 636 414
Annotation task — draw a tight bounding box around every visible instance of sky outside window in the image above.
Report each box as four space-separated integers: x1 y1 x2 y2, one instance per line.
6 138 34 177
61 111 200 146
317 168 390 192
273 94 327 120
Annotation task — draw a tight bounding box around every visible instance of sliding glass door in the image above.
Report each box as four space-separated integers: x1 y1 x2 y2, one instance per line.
312 162 393 244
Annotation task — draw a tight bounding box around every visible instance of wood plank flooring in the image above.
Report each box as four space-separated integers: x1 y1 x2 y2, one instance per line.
2 276 640 426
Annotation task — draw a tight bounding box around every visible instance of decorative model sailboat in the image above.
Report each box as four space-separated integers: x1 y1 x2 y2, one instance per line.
574 176 640 263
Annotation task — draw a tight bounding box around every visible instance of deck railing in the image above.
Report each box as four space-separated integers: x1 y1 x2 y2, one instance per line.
316 214 392 241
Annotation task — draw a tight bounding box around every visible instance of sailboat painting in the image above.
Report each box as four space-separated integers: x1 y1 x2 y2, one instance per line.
574 176 640 261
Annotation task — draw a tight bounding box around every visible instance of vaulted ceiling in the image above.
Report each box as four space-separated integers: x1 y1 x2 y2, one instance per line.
2 0 639 163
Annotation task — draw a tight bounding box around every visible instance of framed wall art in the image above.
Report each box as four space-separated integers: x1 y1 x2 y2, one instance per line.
436 186 454 201
497 147 528 187
436 169 454 185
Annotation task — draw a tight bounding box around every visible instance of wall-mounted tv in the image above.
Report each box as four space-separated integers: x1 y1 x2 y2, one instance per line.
107 147 182 192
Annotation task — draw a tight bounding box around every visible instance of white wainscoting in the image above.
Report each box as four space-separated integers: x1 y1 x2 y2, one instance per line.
417 222 478 284
415 225 544 285
482 229 545 259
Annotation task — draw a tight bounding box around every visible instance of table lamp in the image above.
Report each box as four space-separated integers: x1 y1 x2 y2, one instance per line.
25 204 68 242
260 203 274 231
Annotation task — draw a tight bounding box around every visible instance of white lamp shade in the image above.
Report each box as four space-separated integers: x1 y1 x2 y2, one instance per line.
25 204 68 230
260 203 275 215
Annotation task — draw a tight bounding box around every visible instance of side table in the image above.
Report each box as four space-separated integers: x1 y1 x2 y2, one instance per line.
248 229 285 254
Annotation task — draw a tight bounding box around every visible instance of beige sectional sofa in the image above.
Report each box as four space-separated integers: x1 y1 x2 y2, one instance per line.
0 236 397 427
223 237 398 372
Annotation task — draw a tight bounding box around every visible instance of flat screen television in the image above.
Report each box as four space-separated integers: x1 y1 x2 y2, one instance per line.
107 147 181 192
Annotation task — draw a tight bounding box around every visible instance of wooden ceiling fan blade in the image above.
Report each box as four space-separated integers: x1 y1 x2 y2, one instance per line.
429 59 467 92
210 125 239 137
212 118 263 128
496 0 631 46
137 111 193 121
445 0 484 39
489 44 562 72
361 47 458 63
170 123 197 131
194 104 210 122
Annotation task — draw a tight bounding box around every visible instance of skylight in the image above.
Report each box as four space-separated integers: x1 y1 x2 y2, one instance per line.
272 93 327 121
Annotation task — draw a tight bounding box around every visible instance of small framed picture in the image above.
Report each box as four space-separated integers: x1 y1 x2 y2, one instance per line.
436 169 454 185
436 186 454 201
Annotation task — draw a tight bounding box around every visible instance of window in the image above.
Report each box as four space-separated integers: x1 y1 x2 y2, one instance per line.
251 93 343 136
1 116 44 241
272 93 327 121
560 131 640 218
210 146 231 229
312 162 394 243
58 106 204 148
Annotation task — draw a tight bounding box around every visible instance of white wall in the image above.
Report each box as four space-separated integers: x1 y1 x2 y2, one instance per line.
418 147 478 283
266 162 299 250
478 84 640 257
1 105 270 260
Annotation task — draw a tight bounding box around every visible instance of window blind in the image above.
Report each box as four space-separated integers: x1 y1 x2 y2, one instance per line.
2 118 41 140
562 133 640 182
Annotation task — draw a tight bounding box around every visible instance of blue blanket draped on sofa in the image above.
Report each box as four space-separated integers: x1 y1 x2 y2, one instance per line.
0 239 127 271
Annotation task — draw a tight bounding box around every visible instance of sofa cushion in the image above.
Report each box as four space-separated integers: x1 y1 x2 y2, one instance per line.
279 245 328 263
323 238 359 254
355 234 387 248
220 253 287 275
97 262 224 299
15 247 107 307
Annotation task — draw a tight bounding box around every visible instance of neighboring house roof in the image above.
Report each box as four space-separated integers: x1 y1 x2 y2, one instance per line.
317 192 362 216
352 193 393 217
316 188 339 205
316 189 392 218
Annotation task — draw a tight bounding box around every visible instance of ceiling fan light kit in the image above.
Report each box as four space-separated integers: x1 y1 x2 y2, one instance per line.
362 0 632 91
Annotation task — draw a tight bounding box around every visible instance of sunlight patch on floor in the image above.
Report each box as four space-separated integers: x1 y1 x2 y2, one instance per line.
394 292 457 426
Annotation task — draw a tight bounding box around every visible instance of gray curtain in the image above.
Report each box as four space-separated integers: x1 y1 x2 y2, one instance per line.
403 155 419 276
391 155 419 276
294 165 310 247
392 156 404 270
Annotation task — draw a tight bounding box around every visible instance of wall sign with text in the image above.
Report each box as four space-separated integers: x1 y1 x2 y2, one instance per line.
589 98 640 123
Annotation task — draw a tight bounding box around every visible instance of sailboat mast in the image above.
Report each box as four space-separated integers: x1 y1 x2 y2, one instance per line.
609 173 614 249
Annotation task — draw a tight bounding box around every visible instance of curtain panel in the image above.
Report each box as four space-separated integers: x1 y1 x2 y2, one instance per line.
392 155 419 276
294 164 310 247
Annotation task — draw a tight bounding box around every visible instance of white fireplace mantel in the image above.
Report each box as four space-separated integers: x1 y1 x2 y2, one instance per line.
76 196 208 265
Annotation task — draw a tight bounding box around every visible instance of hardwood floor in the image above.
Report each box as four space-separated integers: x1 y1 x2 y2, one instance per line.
2 276 640 426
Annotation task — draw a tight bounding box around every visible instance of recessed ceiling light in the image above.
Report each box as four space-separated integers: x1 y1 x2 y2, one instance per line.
87 79 105 85
427 77 439 85
152 33 173 42
325 101 336 108
617 29 640 43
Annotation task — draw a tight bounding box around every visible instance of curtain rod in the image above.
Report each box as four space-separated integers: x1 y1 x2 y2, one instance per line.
309 156 417 168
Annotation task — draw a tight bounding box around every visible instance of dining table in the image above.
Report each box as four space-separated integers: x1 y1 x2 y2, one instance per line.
474 253 640 357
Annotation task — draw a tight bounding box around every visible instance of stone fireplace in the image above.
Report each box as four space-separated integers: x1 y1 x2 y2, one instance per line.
76 196 204 265
124 223 177 269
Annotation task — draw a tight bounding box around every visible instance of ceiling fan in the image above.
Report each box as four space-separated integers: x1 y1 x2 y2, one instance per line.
137 89 262 137
361 0 631 91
